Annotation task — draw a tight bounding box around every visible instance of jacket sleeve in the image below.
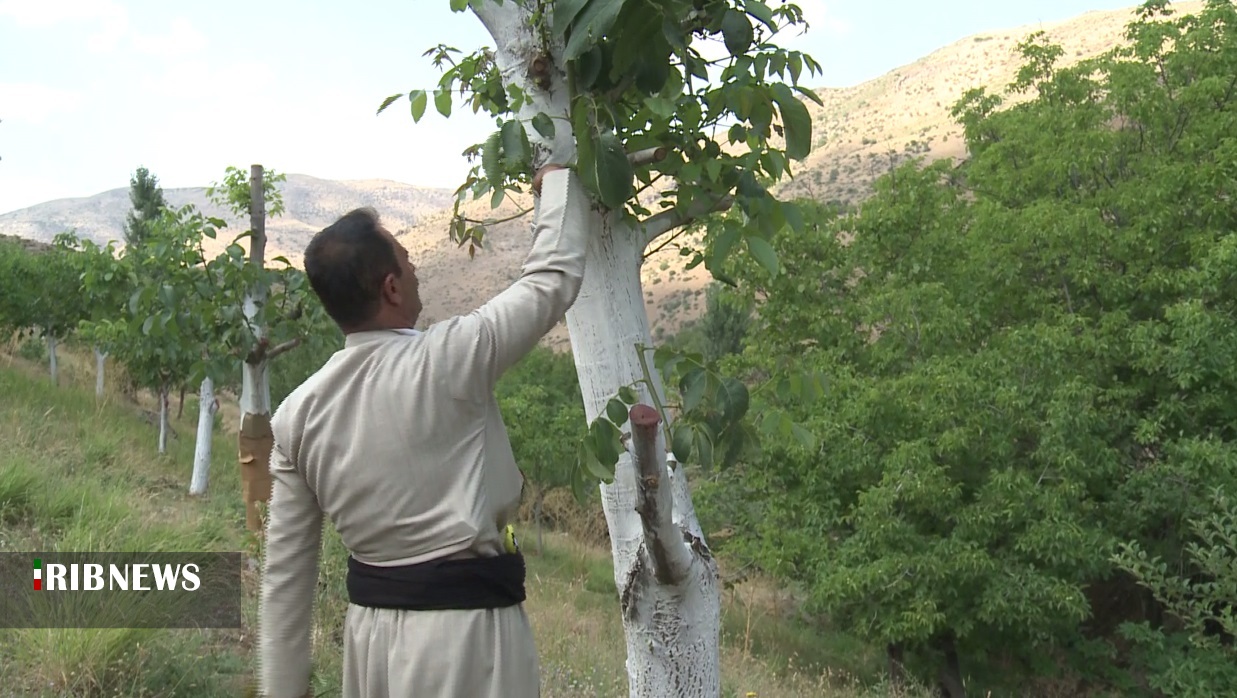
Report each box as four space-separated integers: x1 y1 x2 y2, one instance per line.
258 426 323 698
441 168 591 398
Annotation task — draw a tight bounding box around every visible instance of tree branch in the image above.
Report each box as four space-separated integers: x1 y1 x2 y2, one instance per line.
642 194 734 247
630 403 693 586
628 147 668 168
266 337 303 361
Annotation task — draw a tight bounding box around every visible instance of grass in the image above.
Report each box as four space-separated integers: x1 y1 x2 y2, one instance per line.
0 342 925 697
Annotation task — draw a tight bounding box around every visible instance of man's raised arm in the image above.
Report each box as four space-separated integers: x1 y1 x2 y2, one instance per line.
443 167 592 396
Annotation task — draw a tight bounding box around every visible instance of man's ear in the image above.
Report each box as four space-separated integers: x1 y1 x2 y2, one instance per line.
381 273 402 303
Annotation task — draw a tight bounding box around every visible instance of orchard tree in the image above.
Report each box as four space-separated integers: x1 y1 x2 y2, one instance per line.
715 2 1237 694
206 164 332 529
381 1 825 692
80 205 224 454
31 235 91 386
57 233 131 399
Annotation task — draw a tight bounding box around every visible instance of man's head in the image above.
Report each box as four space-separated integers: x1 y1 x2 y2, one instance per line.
303 207 422 333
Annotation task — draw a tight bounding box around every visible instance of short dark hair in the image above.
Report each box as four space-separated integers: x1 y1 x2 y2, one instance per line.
303 207 401 329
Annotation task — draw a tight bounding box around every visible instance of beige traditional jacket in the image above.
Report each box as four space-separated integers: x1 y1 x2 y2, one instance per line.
258 169 590 697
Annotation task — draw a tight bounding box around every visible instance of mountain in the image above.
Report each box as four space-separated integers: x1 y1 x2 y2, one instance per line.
774 2 1204 204
0 2 1190 349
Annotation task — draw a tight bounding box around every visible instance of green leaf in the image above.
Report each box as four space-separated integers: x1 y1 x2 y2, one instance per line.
745 235 779 276
531 112 556 139
482 130 503 188
746 1 777 31
719 377 750 422
434 88 452 118
553 0 591 37
721 9 754 56
575 44 605 90
606 397 628 425
791 423 818 452
589 418 622 471
500 119 529 170
695 426 715 468
572 98 599 194
771 83 812 160
592 132 634 209
449 0 469 10
794 85 824 106
564 0 628 61
409 90 428 122
377 93 403 115
671 422 694 463
680 368 707 412
618 385 638 404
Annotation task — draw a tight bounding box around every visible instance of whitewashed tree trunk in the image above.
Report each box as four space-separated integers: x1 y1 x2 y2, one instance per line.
94 347 106 399
238 164 274 534
47 335 57 385
190 376 217 496
157 388 170 454
474 3 722 694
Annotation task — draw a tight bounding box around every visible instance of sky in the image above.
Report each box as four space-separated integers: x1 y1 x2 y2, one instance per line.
0 0 1144 214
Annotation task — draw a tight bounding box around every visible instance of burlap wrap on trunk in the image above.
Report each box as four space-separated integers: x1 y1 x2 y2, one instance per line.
239 412 274 533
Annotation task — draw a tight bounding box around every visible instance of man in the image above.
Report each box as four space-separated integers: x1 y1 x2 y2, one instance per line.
258 164 590 697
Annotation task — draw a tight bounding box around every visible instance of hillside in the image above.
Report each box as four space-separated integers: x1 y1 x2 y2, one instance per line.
0 1 1190 347
774 2 1206 204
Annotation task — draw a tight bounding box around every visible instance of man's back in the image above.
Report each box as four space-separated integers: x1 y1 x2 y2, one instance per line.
274 325 524 567
258 168 591 698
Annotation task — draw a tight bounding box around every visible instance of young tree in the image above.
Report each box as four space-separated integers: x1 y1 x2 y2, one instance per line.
58 233 131 399
81 205 222 454
206 165 328 528
381 1 824 692
123 166 169 249
33 235 91 386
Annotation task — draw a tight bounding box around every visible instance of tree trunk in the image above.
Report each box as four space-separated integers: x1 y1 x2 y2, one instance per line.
47 335 57 385
157 387 170 455
190 376 218 496
94 347 106 399
238 164 273 534
177 384 187 419
473 4 722 694
565 218 722 697
888 643 906 691
936 634 966 698
534 487 545 556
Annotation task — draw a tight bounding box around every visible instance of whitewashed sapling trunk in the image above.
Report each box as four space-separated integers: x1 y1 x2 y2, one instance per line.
238 164 275 533
157 388 170 455
474 3 722 695
47 335 57 385
190 376 218 496
94 347 106 399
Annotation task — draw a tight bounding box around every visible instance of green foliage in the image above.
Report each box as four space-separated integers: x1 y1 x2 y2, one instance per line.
385 1 821 279
122 166 168 248
206 165 288 220
1113 488 1237 697
497 347 587 497
0 236 92 348
708 1 1237 691
78 205 228 404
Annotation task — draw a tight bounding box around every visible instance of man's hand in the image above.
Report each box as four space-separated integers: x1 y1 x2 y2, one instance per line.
531 164 567 197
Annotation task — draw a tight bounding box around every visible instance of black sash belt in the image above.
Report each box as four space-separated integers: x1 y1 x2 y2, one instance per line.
346 553 526 611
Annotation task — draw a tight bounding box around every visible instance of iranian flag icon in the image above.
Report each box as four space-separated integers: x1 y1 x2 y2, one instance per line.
33 558 41 591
